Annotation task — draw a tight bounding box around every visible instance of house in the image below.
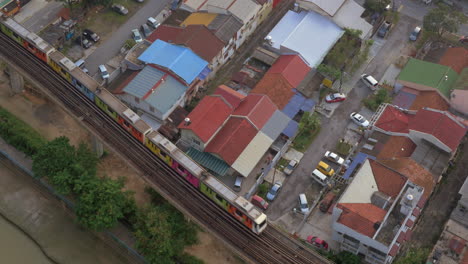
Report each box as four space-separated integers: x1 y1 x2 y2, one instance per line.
396 58 458 99
265 10 344 67
113 66 188 128
138 39 209 101
181 13 243 61
439 47 468 116
296 0 372 39
251 55 315 118
392 87 450 112
147 24 225 76
179 85 291 177
332 158 429 264
179 0 270 49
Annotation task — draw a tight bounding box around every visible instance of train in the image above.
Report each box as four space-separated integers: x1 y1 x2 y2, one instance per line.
0 17 267 234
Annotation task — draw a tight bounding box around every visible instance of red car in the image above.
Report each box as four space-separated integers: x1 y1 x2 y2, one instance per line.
306 236 329 250
251 195 269 210
460 36 468 44
325 93 346 103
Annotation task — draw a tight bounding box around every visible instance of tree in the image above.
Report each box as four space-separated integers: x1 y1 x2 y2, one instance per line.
32 136 76 179
328 251 361 264
423 5 467 39
299 112 321 134
75 143 98 176
364 0 390 13
74 176 134 231
394 248 430 264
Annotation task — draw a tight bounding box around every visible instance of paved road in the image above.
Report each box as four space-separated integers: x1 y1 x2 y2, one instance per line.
86 0 171 75
268 13 418 221
15 0 63 33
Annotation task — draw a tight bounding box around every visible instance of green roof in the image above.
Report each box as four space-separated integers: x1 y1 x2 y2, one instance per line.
452 68 468 91
186 147 229 176
0 0 12 7
398 58 459 97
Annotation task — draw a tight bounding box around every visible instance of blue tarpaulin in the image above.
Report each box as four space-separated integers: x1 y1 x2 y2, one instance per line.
342 152 376 180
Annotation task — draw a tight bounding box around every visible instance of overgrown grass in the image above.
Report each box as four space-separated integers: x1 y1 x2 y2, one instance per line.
335 141 352 157
277 158 288 170
363 88 392 111
292 128 320 152
257 182 270 199
0 107 46 156
319 87 332 101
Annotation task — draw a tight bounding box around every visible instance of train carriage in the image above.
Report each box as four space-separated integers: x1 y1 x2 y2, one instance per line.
145 131 202 188
48 51 75 83
201 176 267 234
94 88 151 142
70 67 98 101
0 18 54 63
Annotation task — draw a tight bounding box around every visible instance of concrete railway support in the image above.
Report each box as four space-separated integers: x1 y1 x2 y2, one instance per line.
92 135 104 158
6 65 24 95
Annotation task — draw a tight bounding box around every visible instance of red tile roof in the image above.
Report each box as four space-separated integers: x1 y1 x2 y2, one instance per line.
438 47 468 74
268 55 311 87
410 90 449 111
388 244 400 257
449 237 466 255
396 232 405 243
147 25 184 43
178 96 232 142
233 94 277 130
405 219 414 228
379 158 436 199
408 108 467 151
251 73 295 110
417 196 427 209
412 207 421 217
204 117 258 164
173 25 225 62
375 105 412 133
461 246 468 264
376 136 416 160
336 203 387 237
213 85 245 109
370 160 407 198
147 25 225 62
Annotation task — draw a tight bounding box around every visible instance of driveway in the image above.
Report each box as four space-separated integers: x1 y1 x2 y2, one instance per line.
268 13 419 221
85 0 171 75
14 0 63 33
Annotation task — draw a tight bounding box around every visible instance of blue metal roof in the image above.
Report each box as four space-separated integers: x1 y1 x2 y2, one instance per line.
138 40 209 84
283 120 299 138
186 147 230 176
123 66 187 114
342 152 376 180
282 92 316 118
392 90 416 110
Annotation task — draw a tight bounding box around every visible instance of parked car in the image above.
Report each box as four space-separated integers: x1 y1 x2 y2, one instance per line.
460 36 468 44
75 36 92 49
134 0 144 2
132 29 142 43
233 176 243 192
350 112 370 128
83 29 100 42
317 161 334 177
324 151 344 165
360 74 379 90
306 236 329 250
325 93 346 103
112 4 128 15
140 24 151 38
251 195 269 210
283 159 298 175
319 192 337 213
147 17 160 29
74 59 89 74
409 26 421 41
377 21 391 38
266 182 282 201
99 64 109 79
298 193 309 214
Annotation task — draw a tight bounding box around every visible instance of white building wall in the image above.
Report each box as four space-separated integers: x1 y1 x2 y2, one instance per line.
180 129 207 151
118 93 164 121
408 130 451 153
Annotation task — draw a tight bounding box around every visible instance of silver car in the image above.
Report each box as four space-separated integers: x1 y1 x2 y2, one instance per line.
266 182 282 201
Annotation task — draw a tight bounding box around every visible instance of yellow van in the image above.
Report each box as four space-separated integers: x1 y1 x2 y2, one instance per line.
317 161 335 176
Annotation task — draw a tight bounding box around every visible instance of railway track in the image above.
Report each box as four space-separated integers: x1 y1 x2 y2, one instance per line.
0 32 332 264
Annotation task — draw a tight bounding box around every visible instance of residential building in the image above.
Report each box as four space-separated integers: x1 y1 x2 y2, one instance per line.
179 0 271 49
332 158 429 264
265 10 344 67
178 85 291 177
296 0 372 39
392 87 450 112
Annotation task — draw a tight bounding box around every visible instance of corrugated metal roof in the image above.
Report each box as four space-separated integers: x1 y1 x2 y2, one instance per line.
267 10 344 67
282 92 315 118
181 13 218 27
138 39 208 84
231 132 273 177
208 14 243 43
283 120 299 138
123 66 188 114
333 0 372 39
306 0 345 16
186 147 230 176
261 110 291 140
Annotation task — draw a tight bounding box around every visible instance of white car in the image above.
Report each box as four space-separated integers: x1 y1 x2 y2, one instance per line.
324 151 344 165
350 112 369 128
132 29 142 43
283 159 298 175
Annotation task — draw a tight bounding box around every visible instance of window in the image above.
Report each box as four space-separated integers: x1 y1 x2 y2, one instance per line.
149 106 155 112
235 209 243 217
215 194 223 202
192 139 200 145
135 97 140 103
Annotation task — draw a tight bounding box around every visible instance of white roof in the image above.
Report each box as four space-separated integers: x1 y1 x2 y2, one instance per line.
333 0 372 39
267 10 344 67
339 160 378 204
231 132 273 177
182 0 260 23
305 0 345 16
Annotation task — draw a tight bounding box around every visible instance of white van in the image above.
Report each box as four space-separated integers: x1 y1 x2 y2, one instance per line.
311 169 328 186
298 193 309 214
99 65 109 79
233 176 243 192
361 74 379 90
74 59 89 74
147 17 160 29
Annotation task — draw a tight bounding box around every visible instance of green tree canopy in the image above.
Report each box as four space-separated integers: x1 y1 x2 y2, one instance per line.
299 112 321 133
423 5 467 39
32 136 76 179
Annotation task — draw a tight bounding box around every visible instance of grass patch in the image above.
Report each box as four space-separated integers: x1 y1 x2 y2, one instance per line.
292 128 320 152
277 158 288 170
335 141 352 157
257 182 270 200
319 87 332 101
363 88 392 111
